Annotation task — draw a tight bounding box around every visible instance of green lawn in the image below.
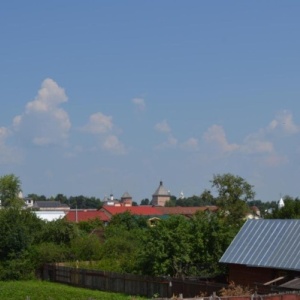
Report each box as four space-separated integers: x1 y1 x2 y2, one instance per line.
0 280 146 300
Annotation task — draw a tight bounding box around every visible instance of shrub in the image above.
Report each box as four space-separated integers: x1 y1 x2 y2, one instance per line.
219 281 253 296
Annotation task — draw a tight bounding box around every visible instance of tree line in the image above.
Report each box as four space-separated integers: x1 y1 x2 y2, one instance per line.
0 173 299 281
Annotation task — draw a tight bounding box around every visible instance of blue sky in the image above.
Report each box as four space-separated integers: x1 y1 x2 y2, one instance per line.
1 1 300 202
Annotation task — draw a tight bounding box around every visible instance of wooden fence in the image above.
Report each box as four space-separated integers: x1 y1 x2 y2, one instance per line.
42 264 228 298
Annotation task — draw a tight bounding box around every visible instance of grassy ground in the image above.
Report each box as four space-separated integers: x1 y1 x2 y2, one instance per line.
0 280 146 300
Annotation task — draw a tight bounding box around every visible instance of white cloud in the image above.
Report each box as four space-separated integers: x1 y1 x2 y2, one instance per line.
263 153 288 167
102 135 126 154
237 110 299 166
13 78 71 146
82 112 126 155
155 120 171 133
181 137 199 151
267 110 299 135
132 98 145 111
82 112 113 134
242 135 274 154
0 127 21 164
204 125 239 153
155 135 178 150
0 127 10 140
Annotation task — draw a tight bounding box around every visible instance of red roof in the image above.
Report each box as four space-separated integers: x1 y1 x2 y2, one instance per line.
65 210 110 222
155 206 218 215
101 206 163 217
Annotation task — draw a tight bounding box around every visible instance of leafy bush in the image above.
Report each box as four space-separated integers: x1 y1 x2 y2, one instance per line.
70 235 102 261
0 255 36 280
30 242 70 268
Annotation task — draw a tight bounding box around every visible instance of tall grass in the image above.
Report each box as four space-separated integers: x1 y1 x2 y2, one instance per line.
0 280 146 300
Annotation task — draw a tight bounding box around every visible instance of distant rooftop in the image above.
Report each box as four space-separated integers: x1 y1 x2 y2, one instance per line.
121 192 132 198
153 181 169 196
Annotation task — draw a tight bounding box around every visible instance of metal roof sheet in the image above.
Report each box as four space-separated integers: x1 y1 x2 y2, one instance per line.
280 278 300 290
219 219 300 271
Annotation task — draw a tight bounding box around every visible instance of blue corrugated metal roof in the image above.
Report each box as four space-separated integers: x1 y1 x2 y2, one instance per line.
219 219 300 271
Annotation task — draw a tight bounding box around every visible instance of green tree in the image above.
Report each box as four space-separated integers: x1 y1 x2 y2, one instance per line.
189 211 236 277
108 211 148 230
98 220 145 273
54 193 68 203
0 174 22 207
174 190 215 207
211 173 255 226
136 212 235 278
27 194 47 201
37 218 80 245
265 196 300 219
70 235 102 261
165 195 176 207
68 195 102 209
0 208 43 260
137 215 192 277
77 218 104 234
140 198 150 205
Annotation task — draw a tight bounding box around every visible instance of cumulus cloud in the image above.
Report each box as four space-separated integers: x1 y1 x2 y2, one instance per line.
181 137 199 151
13 78 71 146
0 127 10 140
155 120 171 133
267 110 299 135
82 112 126 155
204 125 239 153
263 153 288 167
132 98 146 111
201 110 299 167
154 119 179 150
102 135 126 154
82 112 113 134
155 135 178 150
0 127 21 164
238 110 300 166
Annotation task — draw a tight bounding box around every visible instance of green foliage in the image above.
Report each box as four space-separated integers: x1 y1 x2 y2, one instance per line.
70 235 102 261
137 213 235 278
30 242 70 268
68 195 102 209
27 193 47 201
0 174 22 207
140 198 150 205
189 211 236 276
101 226 144 273
0 208 43 260
0 172 251 282
165 195 177 207
138 215 188 276
176 190 216 207
108 211 148 230
26 193 103 209
211 173 254 226
77 218 104 234
0 255 36 280
265 196 300 219
37 218 80 245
